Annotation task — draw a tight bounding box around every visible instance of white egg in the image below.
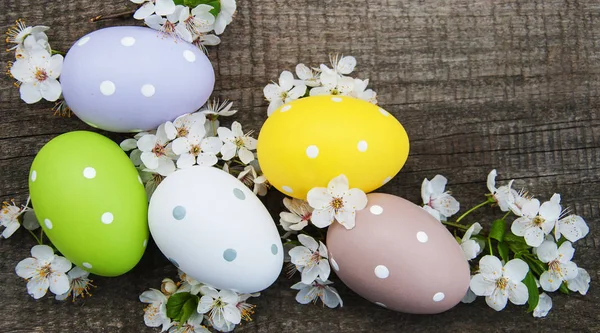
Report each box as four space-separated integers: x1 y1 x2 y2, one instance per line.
148 166 283 293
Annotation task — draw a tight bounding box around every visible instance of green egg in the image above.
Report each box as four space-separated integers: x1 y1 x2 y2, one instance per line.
29 131 148 277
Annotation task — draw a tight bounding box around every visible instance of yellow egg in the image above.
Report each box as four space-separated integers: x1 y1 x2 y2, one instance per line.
257 95 410 199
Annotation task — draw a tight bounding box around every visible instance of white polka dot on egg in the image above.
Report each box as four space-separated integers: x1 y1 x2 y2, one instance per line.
183 50 196 62
332 97 343 102
281 105 292 112
330 257 340 271
141 84 156 97
306 145 319 158
417 231 429 243
374 265 390 279
44 218 53 230
357 140 368 152
379 107 390 116
121 36 136 46
138 175 143 184
370 205 383 215
31 170 37 182
382 176 392 185
101 212 114 224
100 80 116 96
433 292 445 302
143 239 148 248
282 186 293 193
82 262 93 269
375 302 387 308
77 36 90 46
83 167 96 179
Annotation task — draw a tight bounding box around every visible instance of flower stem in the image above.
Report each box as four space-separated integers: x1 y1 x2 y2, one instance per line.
90 9 137 23
455 199 493 223
27 229 42 245
488 237 493 256
40 228 44 244
441 221 469 231
51 49 65 56
502 211 511 220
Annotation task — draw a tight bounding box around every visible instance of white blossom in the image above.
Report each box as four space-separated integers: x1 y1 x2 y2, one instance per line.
536 240 578 292
566 267 591 295
139 288 172 331
421 175 460 221
288 234 330 284
469 256 529 311
264 71 307 115
214 0 236 35
533 293 552 318
217 121 257 164
460 222 483 260
15 245 72 299
197 286 241 329
306 174 367 229
291 279 343 308
10 48 63 104
279 198 313 231
132 0 177 20
511 198 560 247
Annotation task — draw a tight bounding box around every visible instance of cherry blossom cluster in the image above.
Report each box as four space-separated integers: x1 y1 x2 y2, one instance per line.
140 271 259 332
120 100 268 199
6 20 65 107
279 175 367 308
1 200 95 302
421 170 591 317
131 0 236 49
263 55 378 115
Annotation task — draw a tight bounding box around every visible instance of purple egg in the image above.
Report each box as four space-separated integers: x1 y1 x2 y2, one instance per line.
60 26 215 133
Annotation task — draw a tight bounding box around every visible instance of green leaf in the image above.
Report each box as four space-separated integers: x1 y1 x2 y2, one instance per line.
174 0 185 5
178 296 200 326
166 292 192 321
184 0 221 17
522 255 546 276
489 219 506 242
497 242 510 263
559 282 570 295
523 271 539 312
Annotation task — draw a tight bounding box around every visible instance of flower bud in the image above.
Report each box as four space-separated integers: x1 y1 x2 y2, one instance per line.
161 278 177 295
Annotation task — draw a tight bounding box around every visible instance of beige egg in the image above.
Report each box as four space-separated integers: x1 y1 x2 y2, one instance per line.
326 193 470 314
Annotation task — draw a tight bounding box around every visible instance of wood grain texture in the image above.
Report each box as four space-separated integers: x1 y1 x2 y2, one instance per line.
1 0 599 332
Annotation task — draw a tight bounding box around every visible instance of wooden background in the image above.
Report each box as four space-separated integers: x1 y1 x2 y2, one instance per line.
1 0 599 332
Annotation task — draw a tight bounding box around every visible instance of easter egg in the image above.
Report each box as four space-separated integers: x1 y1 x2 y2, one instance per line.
148 166 283 293
257 95 409 200
28 131 149 277
326 193 469 314
60 26 215 133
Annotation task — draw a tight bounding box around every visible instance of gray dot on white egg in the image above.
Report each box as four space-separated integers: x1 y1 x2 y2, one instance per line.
168 258 179 268
271 244 278 255
233 188 246 200
223 248 237 262
172 206 186 220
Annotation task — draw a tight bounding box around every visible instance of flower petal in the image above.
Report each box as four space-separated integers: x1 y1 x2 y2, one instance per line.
197 295 214 313
510 217 531 236
557 241 575 262
48 272 70 295
523 227 544 247
567 268 591 295
533 293 552 318
19 82 42 104
307 188 331 210
134 2 156 19
50 256 72 273
485 288 508 311
278 71 295 91
327 175 349 197
503 258 528 282
478 255 503 281
507 281 528 305
27 276 50 299
295 286 317 304
540 271 561 292
297 234 319 252
343 188 368 211
469 274 495 296
223 304 242 324
154 0 176 15
15 258 38 279
238 147 255 164
535 240 558 263
310 209 334 228
31 244 54 260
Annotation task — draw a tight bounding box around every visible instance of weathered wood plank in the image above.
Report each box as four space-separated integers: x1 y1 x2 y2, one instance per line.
1 0 599 332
